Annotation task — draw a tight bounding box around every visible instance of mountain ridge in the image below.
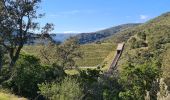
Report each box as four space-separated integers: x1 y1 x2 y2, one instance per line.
76 23 141 44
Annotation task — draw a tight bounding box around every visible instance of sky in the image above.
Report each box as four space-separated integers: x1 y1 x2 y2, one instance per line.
38 0 170 33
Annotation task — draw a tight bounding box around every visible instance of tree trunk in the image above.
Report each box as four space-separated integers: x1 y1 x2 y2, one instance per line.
0 51 3 71
9 45 23 69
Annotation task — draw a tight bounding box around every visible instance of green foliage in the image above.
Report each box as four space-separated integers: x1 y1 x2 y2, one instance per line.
162 46 170 90
24 37 83 69
39 42 59 65
0 45 5 70
43 63 66 82
129 37 137 49
57 37 82 69
0 65 11 86
119 60 161 100
134 40 147 48
102 77 122 100
0 54 66 99
137 32 146 40
80 68 102 84
116 12 170 100
39 77 83 100
9 54 45 98
0 0 54 67
79 68 122 100
79 68 103 99
129 36 147 49
105 29 140 43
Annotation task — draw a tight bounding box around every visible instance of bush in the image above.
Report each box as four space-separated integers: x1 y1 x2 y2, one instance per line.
39 77 83 100
0 54 66 99
7 54 45 98
135 40 148 48
129 37 137 49
137 32 146 40
43 63 66 82
131 40 148 49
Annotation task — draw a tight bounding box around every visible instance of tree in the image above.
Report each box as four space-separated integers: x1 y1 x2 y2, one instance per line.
0 46 5 70
39 37 82 68
39 42 58 65
0 0 53 68
57 37 82 69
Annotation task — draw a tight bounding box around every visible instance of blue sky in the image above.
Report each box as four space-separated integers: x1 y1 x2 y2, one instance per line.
38 0 170 33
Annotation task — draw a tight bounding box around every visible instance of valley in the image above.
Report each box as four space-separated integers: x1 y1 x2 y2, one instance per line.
0 0 170 99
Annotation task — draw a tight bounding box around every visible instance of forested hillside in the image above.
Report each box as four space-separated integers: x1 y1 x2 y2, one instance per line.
115 12 170 99
77 23 140 44
105 12 170 43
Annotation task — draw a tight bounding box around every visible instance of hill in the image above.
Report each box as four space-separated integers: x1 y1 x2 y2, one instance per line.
51 33 77 42
75 43 116 67
23 43 116 68
25 33 78 45
107 12 170 90
76 23 141 44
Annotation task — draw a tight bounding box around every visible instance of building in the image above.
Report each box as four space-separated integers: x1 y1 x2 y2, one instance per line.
116 43 124 53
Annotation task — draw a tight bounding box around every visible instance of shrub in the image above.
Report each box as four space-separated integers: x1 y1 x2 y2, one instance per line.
39 77 83 100
43 63 66 82
131 40 148 49
137 32 146 40
8 54 45 98
119 60 161 100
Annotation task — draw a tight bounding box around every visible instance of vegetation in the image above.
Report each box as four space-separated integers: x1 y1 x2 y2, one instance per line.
0 0 54 68
77 23 140 44
0 89 26 100
9 54 45 98
117 12 170 99
162 44 170 89
119 61 160 100
0 92 26 100
39 77 83 100
23 43 116 67
0 0 170 99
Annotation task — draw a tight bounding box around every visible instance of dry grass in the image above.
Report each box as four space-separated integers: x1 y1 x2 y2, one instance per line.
0 92 27 100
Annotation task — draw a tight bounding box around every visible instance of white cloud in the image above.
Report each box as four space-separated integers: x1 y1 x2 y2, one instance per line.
140 15 149 20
